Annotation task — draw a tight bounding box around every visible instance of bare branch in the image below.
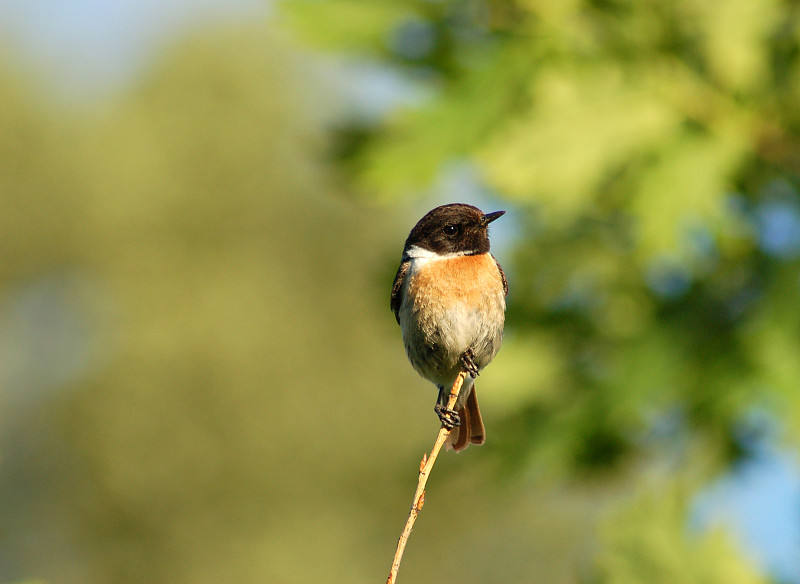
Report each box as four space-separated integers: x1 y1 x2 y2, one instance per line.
386 370 468 584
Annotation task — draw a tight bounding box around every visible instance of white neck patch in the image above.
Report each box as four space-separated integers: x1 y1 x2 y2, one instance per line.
404 245 469 261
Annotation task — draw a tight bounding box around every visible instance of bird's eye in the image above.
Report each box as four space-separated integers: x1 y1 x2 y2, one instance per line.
443 224 459 236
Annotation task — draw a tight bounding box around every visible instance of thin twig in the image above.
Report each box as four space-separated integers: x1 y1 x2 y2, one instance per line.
386 370 468 584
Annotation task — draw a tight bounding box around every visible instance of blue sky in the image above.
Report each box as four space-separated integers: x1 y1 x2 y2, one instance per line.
0 0 266 98
692 441 800 582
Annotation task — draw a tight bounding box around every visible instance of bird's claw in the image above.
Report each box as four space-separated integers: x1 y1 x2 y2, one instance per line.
434 404 461 430
460 349 480 378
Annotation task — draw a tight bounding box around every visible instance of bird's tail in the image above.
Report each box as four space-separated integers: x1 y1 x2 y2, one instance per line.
446 386 485 452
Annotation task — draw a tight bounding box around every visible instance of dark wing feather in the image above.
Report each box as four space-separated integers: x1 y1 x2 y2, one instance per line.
493 254 508 297
390 259 411 324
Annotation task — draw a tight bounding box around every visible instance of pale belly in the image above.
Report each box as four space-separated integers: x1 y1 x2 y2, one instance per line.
399 253 506 389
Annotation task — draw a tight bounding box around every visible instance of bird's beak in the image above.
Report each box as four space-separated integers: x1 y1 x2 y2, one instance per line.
482 210 506 225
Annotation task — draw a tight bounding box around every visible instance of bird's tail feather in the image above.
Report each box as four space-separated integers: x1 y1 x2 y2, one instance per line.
445 386 485 452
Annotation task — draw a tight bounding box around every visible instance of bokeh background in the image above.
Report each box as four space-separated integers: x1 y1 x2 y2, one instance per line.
2 0 800 583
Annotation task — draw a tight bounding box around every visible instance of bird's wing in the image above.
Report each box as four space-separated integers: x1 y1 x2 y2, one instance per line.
390 258 411 324
493 255 508 297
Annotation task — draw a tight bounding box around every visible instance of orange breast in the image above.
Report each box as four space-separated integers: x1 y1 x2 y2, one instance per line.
407 253 504 309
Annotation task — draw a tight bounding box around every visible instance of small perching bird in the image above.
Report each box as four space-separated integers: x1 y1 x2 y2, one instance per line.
391 203 507 451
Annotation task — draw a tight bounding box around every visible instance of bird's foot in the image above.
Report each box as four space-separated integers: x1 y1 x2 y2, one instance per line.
460 348 480 379
434 404 461 430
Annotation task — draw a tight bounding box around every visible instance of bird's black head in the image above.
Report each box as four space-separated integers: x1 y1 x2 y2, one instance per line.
403 203 505 257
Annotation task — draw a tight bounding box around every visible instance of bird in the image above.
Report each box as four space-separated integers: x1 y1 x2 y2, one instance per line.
391 203 507 452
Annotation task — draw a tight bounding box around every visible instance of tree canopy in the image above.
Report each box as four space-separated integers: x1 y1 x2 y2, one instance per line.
1 1 800 582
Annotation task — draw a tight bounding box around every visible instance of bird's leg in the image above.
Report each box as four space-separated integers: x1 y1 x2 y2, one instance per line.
434 404 460 429
460 348 480 379
434 389 460 429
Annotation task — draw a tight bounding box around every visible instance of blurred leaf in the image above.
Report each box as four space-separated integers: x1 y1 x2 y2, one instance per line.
596 483 769 584
480 63 680 219
358 40 537 199
696 0 780 91
630 120 751 262
279 0 414 52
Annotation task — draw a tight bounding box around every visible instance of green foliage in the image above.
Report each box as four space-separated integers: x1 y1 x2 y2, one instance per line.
279 0 798 256
596 483 769 584
3 0 800 582
280 0 800 455
283 0 414 51
280 0 800 581
0 25 420 584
